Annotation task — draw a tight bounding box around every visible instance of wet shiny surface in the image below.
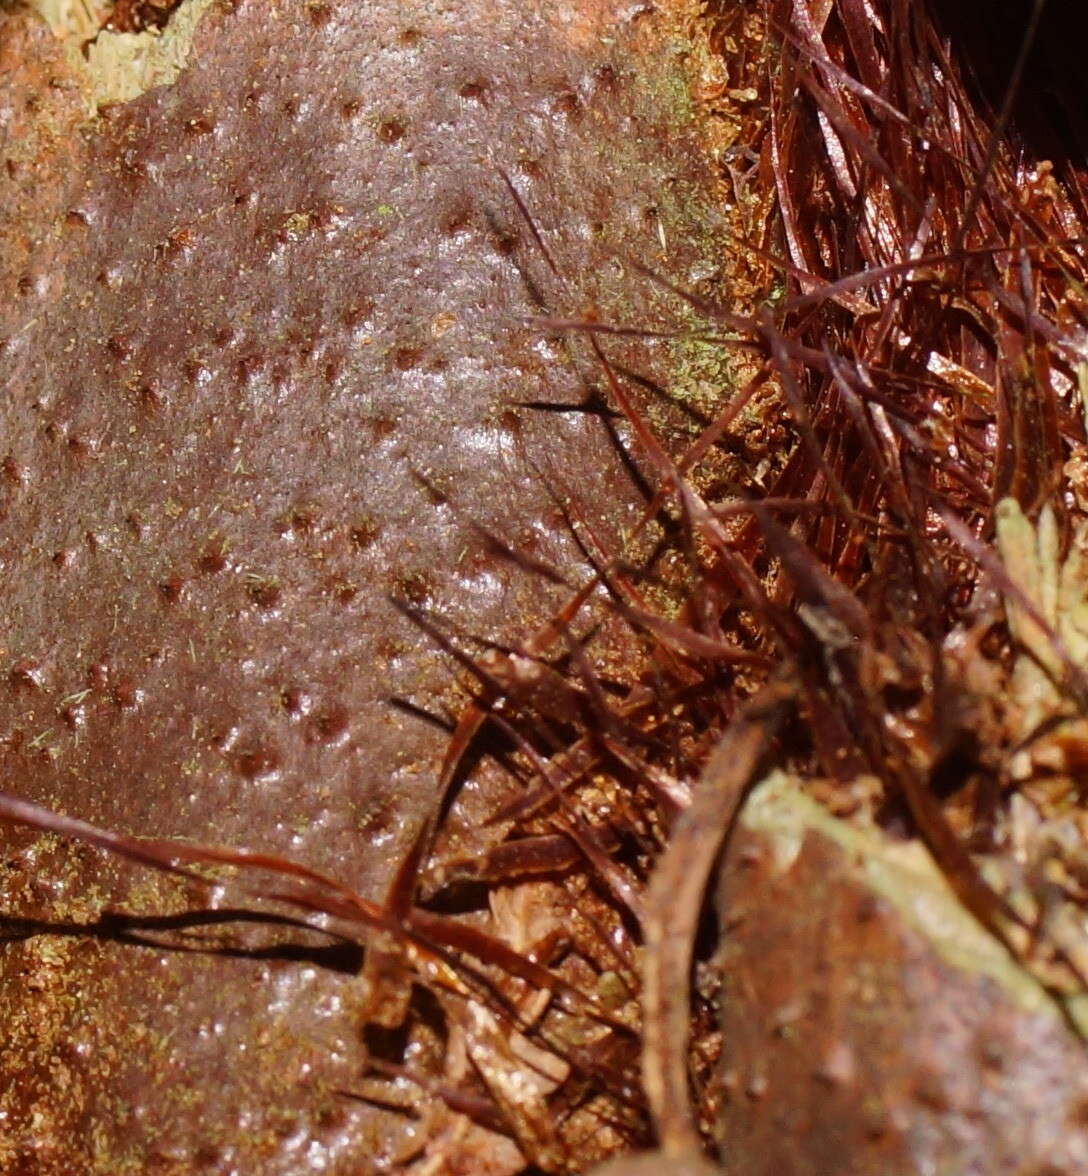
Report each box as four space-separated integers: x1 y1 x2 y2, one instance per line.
0 0 722 1169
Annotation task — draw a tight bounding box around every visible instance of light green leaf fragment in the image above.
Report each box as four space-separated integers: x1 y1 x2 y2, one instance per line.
29 0 217 113
741 772 1088 1034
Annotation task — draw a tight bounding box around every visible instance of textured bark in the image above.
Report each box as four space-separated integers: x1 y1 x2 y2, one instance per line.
0 1 724 1170
714 777 1088 1176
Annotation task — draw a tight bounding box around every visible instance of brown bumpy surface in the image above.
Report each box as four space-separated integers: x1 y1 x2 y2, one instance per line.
715 791 1088 1176
0 0 726 1170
